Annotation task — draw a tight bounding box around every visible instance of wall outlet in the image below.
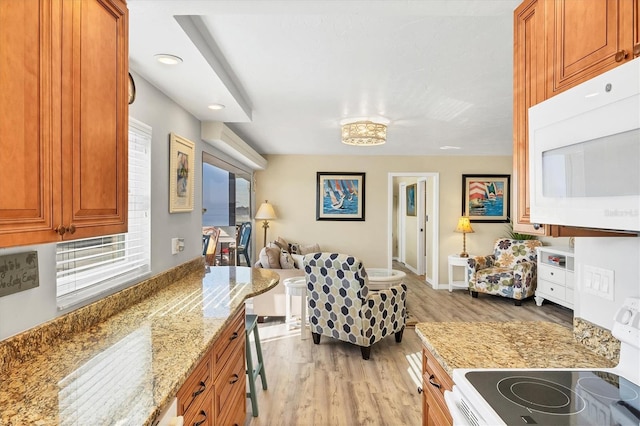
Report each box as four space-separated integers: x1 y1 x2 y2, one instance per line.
583 265 614 301
171 238 184 255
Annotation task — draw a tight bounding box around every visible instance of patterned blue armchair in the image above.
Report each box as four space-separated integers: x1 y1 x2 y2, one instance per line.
467 238 542 305
304 253 406 360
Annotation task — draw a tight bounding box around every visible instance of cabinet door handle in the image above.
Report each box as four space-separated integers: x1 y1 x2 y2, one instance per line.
54 225 66 236
428 374 441 389
193 410 207 426
634 44 640 57
229 331 239 341
533 223 541 230
192 381 206 397
615 50 628 62
417 386 423 394
67 224 76 235
229 373 240 384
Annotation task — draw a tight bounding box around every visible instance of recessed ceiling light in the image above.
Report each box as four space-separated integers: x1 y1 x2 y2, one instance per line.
207 104 226 110
440 145 462 150
154 54 183 65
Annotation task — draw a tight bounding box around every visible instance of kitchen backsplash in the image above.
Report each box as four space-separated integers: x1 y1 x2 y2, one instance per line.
573 317 620 363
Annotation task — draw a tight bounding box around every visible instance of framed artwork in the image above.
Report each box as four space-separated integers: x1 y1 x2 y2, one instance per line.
462 174 510 222
406 184 416 216
169 133 195 213
316 172 365 221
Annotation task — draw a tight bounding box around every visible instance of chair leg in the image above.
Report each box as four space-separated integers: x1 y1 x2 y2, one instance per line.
244 251 250 267
245 314 267 417
360 346 371 360
395 327 405 343
312 332 321 344
514 299 522 306
471 291 478 298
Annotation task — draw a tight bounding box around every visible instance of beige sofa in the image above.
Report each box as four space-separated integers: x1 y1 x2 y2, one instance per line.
251 264 305 318
250 242 319 318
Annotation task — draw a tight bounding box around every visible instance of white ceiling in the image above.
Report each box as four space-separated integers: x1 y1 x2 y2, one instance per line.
128 0 519 157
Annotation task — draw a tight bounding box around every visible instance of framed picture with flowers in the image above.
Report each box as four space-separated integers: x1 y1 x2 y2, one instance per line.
169 133 195 213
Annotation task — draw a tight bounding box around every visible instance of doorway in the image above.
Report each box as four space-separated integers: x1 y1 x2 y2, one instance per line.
387 173 439 289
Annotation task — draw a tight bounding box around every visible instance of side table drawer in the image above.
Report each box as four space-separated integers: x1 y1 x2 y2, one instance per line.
538 279 566 300
538 264 565 285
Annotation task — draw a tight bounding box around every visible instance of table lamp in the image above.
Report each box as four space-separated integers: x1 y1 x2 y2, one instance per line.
255 200 277 247
454 216 474 258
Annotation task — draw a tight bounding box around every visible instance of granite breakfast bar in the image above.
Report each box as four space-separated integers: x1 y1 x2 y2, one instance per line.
0 263 279 425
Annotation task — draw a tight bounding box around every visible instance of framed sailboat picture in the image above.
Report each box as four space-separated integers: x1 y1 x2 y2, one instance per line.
316 172 365 221
462 174 510 223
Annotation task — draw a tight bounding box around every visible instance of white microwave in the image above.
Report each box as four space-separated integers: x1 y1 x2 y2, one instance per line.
528 58 640 232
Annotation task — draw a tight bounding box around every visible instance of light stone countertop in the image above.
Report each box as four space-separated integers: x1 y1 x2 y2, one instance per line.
0 266 279 426
415 321 616 377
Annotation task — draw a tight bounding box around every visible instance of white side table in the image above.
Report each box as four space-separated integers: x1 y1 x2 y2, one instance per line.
284 277 308 340
448 254 473 292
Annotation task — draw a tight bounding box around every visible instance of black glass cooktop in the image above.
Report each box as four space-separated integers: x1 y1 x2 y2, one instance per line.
465 370 640 425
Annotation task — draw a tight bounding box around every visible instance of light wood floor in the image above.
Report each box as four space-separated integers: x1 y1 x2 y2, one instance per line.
245 261 573 425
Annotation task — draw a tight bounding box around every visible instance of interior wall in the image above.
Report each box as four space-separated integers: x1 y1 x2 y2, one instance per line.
254 154 513 283
574 237 640 331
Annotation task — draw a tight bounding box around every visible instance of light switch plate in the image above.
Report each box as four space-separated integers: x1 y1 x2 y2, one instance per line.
171 238 185 255
583 265 614 300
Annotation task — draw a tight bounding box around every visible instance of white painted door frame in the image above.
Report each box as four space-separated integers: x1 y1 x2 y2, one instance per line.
398 182 407 264
416 178 426 276
387 172 439 289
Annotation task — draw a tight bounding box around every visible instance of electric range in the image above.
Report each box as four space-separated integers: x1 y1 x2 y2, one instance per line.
445 297 640 426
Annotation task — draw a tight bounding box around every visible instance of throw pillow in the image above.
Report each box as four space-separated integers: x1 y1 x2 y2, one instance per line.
299 243 321 255
291 253 305 269
274 237 289 252
289 242 301 254
259 246 282 269
280 250 295 269
265 246 281 268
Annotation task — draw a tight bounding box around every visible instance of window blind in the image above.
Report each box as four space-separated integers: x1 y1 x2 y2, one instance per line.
56 118 151 308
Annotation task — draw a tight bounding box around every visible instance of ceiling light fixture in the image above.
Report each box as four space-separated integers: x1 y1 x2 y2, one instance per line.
207 103 226 110
154 54 183 65
440 145 462 150
340 117 389 146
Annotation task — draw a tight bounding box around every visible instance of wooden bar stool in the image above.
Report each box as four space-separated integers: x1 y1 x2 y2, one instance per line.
245 314 267 416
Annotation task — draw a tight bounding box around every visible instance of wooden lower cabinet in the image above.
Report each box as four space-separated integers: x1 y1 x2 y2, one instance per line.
422 348 453 426
178 307 246 425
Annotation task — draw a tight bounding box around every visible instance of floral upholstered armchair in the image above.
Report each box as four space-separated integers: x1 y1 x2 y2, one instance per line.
304 253 406 360
467 238 543 305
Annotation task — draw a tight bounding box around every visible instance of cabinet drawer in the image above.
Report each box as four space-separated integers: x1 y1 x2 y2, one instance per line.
181 385 214 426
177 356 212 416
213 308 245 375
214 345 246 423
424 380 452 426
538 265 565 285
538 279 566 300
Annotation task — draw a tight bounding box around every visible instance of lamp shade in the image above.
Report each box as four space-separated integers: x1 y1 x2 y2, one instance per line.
255 201 276 220
455 216 474 233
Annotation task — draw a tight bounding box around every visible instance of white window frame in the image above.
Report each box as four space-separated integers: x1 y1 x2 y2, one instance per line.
56 118 152 310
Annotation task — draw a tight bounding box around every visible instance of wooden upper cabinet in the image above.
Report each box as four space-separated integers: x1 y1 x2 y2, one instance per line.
61 0 129 240
547 0 637 97
0 0 128 247
513 0 549 236
0 0 58 246
513 0 637 237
